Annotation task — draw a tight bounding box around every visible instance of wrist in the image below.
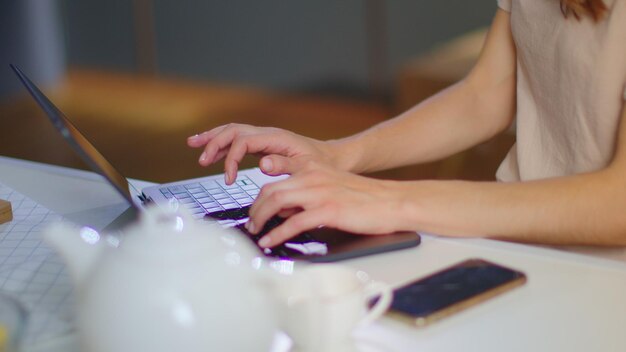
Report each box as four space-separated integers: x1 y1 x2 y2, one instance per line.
374 180 417 232
325 137 365 173
385 180 434 233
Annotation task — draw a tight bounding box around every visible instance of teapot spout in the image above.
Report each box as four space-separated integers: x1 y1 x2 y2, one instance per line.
43 222 108 287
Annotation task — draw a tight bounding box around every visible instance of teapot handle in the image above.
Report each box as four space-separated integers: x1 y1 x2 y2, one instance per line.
360 281 392 326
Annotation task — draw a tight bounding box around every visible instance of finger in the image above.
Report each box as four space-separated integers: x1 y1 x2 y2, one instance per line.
258 208 331 248
193 124 259 166
259 155 302 176
199 128 240 166
277 208 300 218
224 134 277 184
249 185 320 234
200 148 228 167
193 123 256 144
213 149 228 165
187 131 210 148
187 125 230 147
249 170 325 225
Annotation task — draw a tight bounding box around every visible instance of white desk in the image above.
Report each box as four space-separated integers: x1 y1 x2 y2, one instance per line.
1 156 625 352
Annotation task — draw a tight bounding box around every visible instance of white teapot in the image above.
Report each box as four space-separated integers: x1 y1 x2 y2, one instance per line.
43 206 278 352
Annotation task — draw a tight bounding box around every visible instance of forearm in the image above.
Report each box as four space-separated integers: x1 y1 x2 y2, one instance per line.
394 169 626 245
328 77 514 174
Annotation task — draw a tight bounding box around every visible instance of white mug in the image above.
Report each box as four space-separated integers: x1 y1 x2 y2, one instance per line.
275 264 392 352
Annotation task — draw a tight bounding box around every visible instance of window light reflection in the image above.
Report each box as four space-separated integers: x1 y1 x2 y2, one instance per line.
224 252 241 266
174 216 184 232
168 198 180 211
106 236 120 248
356 271 370 282
270 260 295 275
79 227 100 245
251 257 263 270
172 300 195 328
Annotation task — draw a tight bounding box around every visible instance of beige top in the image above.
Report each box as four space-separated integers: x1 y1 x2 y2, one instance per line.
495 0 626 182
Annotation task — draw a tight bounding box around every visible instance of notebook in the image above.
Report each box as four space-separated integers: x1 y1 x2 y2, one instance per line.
11 64 421 262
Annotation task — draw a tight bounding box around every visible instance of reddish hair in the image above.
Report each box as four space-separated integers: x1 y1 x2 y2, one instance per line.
560 0 608 21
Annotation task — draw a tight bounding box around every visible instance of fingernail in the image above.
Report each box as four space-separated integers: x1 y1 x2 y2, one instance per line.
261 158 273 172
188 134 199 140
224 171 232 184
245 221 255 233
199 152 207 162
258 236 271 248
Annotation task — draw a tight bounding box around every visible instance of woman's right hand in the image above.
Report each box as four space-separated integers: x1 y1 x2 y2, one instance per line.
187 123 338 184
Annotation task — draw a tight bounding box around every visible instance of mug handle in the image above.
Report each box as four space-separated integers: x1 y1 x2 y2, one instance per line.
360 281 392 326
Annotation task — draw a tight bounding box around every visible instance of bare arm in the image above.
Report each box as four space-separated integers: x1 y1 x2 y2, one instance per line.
250 104 626 247
396 104 626 245
330 9 517 173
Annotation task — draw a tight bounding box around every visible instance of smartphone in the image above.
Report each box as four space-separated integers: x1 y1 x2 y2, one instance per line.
387 258 526 327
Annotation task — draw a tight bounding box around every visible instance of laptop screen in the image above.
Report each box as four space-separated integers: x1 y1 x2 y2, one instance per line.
11 64 139 208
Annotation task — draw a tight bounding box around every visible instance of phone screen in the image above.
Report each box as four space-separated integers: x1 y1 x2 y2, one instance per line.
389 259 526 326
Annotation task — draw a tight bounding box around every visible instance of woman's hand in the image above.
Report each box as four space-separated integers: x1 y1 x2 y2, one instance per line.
245 157 412 248
187 124 337 184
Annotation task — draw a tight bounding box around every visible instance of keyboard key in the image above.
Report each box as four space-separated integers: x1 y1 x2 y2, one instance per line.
199 199 218 207
246 189 260 197
216 179 240 189
220 202 239 210
212 193 230 200
230 192 248 199
236 198 254 206
241 184 258 191
205 206 222 213
232 193 250 200
188 188 206 195
184 183 201 190
226 188 245 194
205 205 250 220
195 194 213 201
216 196 235 204
204 188 222 195
200 181 219 189
186 206 205 214
179 198 196 205
160 192 173 198
168 186 188 194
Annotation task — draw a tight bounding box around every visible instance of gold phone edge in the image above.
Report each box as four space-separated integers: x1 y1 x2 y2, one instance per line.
386 275 527 328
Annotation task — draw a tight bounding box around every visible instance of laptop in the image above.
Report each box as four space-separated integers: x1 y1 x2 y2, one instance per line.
11 64 421 262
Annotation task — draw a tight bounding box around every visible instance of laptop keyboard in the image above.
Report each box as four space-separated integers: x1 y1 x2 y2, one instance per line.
158 175 318 258
160 175 258 223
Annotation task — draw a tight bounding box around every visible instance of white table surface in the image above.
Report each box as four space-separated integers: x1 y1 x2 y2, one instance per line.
1 155 625 352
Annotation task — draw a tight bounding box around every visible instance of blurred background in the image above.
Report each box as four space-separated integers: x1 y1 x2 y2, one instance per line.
0 0 513 183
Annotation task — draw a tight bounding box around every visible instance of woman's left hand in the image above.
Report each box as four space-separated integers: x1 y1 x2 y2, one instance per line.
245 156 412 248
